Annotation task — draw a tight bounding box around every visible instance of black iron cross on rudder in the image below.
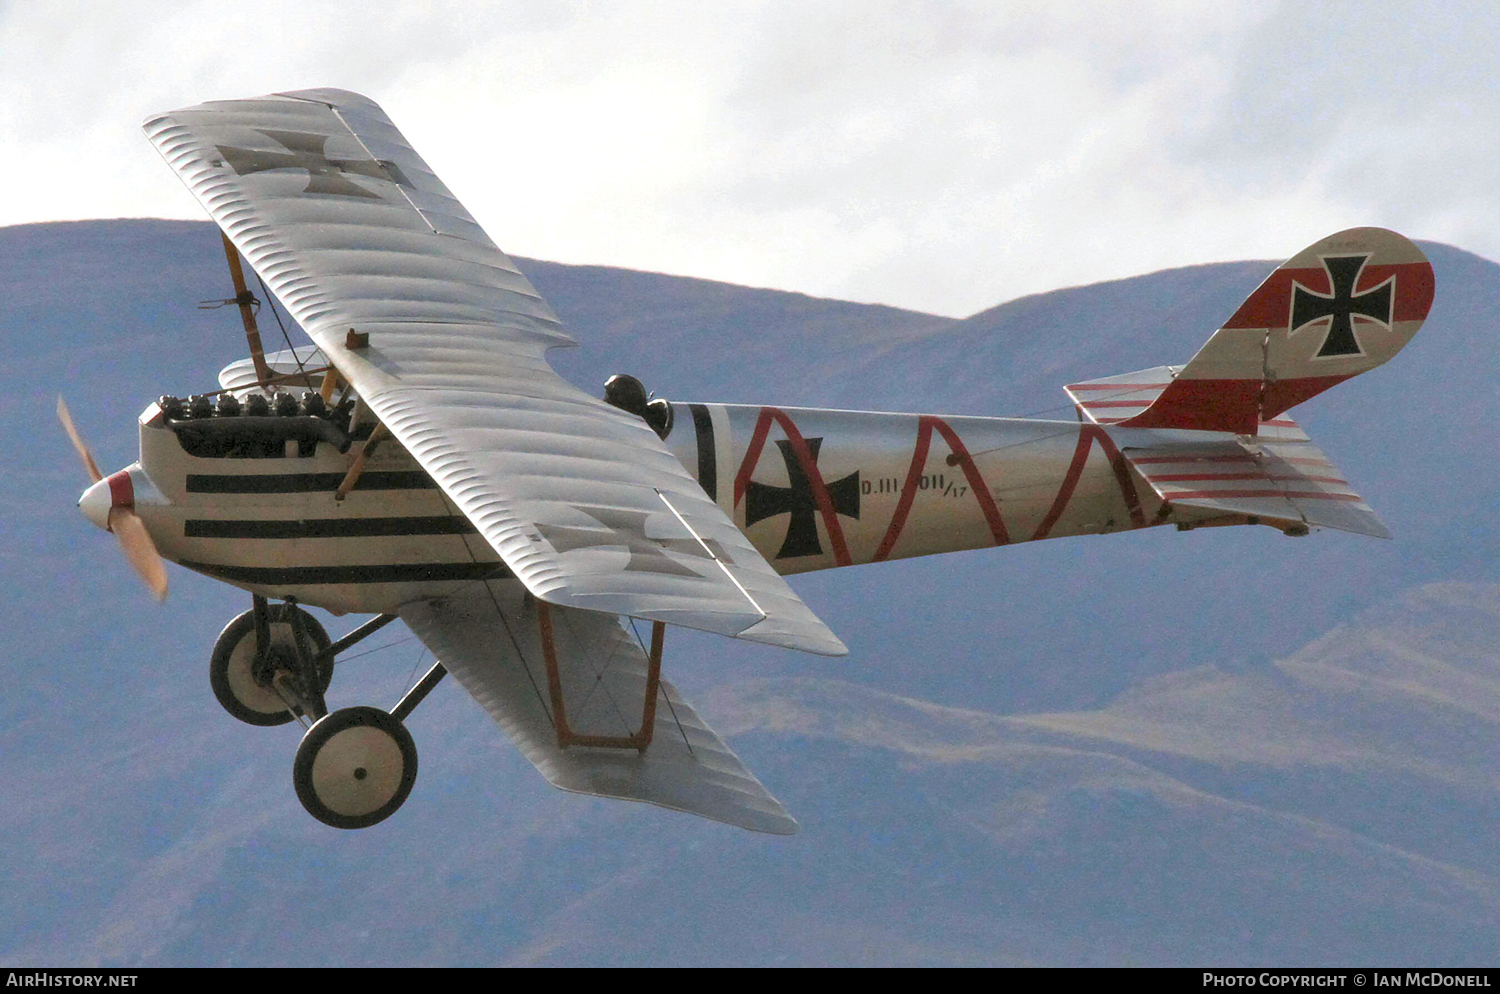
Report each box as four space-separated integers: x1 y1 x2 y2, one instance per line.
1289 254 1394 358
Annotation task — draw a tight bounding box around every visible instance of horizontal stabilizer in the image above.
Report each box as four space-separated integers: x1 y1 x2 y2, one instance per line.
1122 436 1390 539
1064 366 1175 424
1066 367 1310 441
399 583 799 834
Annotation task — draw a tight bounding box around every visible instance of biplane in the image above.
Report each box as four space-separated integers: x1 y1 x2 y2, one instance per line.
60 89 1434 833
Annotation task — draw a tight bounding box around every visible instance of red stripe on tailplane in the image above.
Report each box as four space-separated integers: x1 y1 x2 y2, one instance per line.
1165 489 1362 502
1066 382 1171 392
1129 454 1257 465
1117 379 1262 434
1148 473 1348 485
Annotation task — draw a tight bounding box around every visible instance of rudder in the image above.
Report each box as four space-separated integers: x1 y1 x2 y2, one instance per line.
1115 227 1434 434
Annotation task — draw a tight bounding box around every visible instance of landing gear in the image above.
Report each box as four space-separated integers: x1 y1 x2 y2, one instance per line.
209 600 332 726
207 596 443 829
293 706 418 829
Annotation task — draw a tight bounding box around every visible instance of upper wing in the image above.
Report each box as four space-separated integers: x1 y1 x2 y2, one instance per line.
145 88 844 656
399 580 799 834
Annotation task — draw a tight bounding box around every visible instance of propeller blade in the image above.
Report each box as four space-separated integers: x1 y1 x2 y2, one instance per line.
56 396 104 483
108 506 169 602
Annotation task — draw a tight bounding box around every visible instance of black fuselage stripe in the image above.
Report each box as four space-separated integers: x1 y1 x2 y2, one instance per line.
185 516 478 539
180 561 510 585
186 471 437 494
690 403 716 502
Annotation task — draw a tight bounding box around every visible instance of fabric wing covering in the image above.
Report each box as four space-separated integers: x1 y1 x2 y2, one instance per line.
400 582 798 834
143 88 844 657
1121 435 1390 539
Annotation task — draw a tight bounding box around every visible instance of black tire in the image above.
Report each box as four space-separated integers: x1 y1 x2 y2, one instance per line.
293 707 418 830
209 605 332 726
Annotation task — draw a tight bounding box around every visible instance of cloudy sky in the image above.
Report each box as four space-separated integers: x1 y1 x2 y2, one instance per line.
2 1 1495 317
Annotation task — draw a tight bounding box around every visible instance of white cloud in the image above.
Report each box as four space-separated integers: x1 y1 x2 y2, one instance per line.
1 1 1496 317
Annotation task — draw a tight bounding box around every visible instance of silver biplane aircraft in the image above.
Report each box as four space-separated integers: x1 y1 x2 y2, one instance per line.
61 89 1434 833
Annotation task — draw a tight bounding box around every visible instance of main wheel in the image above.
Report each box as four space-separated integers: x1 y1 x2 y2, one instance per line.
293 706 418 829
209 605 332 726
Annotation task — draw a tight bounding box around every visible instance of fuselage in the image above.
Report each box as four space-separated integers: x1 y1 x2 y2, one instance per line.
101 395 1229 616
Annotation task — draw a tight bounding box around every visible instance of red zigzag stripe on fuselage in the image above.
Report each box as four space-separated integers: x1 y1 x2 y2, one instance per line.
1031 424 1146 540
734 409 1148 568
873 415 1009 561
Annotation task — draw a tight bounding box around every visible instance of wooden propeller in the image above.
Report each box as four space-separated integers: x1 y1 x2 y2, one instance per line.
57 397 168 601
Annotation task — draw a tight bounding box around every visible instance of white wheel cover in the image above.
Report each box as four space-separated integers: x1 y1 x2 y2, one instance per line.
309 724 407 817
224 623 299 715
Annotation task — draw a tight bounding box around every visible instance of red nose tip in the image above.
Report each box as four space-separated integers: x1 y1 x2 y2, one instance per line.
107 470 135 511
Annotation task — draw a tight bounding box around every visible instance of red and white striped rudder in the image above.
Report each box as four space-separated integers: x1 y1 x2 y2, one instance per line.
1070 228 1434 435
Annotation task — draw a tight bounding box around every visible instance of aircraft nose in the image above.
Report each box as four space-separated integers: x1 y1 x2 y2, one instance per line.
78 470 135 531
79 477 111 530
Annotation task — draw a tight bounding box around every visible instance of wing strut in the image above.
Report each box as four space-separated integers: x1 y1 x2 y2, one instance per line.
537 601 664 753
334 424 390 502
219 233 274 387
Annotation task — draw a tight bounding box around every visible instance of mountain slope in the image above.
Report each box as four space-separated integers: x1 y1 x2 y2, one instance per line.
3 219 1497 965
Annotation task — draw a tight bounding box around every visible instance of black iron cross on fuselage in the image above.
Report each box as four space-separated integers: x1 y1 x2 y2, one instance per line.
744 438 860 559
1289 254 1394 358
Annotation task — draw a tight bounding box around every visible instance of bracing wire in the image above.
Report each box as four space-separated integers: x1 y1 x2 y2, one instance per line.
401 644 429 700
627 617 693 755
254 271 311 381
432 487 555 724
338 634 418 664
557 607 633 736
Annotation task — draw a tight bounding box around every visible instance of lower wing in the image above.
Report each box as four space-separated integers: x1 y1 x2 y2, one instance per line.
399 582 798 834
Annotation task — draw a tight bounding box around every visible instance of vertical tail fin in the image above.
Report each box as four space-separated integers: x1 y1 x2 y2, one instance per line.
1111 227 1434 434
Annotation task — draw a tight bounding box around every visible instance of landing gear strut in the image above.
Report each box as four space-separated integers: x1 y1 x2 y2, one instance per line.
208 596 444 829
209 598 332 726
